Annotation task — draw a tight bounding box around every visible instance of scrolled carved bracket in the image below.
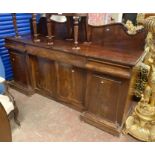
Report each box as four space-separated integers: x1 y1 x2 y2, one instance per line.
125 20 144 35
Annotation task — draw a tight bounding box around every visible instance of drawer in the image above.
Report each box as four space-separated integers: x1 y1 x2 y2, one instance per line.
5 41 26 53
26 45 87 68
86 59 131 79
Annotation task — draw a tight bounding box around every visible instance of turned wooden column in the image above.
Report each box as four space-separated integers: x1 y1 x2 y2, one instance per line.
46 13 53 45
73 16 80 50
32 13 40 42
12 13 20 38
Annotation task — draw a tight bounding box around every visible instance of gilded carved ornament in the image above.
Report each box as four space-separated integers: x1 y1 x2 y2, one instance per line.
125 16 155 141
124 20 143 35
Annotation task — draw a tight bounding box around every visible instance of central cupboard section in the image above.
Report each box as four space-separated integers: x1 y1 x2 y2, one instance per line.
29 55 87 110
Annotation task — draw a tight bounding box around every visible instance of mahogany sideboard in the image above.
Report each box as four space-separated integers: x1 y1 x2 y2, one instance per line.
5 23 147 136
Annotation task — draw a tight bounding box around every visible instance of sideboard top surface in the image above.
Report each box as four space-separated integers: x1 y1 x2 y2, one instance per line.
5 35 145 67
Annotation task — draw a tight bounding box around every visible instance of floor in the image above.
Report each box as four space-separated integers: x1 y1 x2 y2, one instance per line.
10 89 137 142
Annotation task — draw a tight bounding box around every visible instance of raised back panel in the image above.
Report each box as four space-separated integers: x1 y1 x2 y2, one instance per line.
89 23 147 50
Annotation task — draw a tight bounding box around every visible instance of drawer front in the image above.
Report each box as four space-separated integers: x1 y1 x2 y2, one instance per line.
5 41 25 53
26 45 87 68
86 59 131 79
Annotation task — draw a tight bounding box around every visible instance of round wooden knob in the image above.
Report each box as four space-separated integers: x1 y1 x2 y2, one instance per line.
12 58 15 61
106 28 110 31
72 69 75 73
101 81 104 84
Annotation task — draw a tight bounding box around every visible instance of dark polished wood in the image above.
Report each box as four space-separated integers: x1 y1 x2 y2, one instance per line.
63 14 88 46
72 16 80 50
46 13 53 45
85 73 123 123
66 16 73 39
12 13 20 38
9 48 34 95
10 51 28 86
88 23 146 50
56 62 86 109
32 56 56 97
37 16 87 41
46 13 88 47
32 14 40 43
0 103 12 142
5 23 146 136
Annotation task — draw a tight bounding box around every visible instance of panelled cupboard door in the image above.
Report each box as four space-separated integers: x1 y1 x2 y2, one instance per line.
70 66 86 105
56 62 72 100
9 51 29 87
56 62 86 108
35 57 56 96
85 73 122 123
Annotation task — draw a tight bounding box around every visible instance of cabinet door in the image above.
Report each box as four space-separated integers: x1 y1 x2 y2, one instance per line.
10 51 29 87
70 66 86 106
56 62 86 108
56 63 72 100
86 73 122 123
35 57 56 96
